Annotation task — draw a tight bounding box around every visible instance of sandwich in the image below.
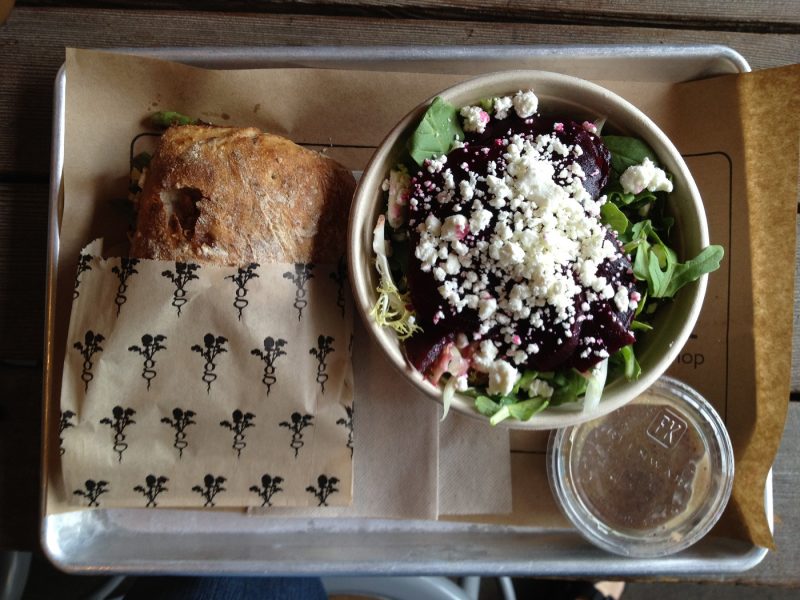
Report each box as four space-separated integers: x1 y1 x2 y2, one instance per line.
130 124 356 265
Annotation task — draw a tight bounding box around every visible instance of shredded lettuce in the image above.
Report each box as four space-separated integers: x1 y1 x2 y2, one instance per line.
441 374 458 421
582 358 608 413
370 215 422 341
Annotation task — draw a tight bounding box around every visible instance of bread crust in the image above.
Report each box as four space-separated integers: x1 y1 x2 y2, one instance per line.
130 125 355 265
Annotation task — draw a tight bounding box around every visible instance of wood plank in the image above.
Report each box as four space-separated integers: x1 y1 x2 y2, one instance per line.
0 183 48 361
1 8 799 177
0 364 42 551
16 0 800 31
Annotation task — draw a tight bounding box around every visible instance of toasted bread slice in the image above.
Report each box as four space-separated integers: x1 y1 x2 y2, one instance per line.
130 125 355 265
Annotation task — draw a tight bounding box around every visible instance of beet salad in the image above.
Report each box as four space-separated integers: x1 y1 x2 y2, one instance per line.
371 90 723 424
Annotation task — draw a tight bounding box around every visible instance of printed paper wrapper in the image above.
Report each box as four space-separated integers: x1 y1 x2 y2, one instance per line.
59 239 354 509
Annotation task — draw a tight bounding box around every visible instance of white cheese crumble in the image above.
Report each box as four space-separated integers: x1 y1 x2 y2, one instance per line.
512 90 539 118
494 96 513 120
460 105 490 133
441 214 468 241
427 155 447 174
528 378 554 399
472 340 498 372
619 157 673 194
487 360 519 396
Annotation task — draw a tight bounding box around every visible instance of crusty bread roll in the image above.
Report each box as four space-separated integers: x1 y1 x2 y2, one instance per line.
130 125 356 265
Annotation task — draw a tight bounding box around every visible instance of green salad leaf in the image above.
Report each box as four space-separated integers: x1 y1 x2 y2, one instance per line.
600 201 629 235
149 111 200 128
602 135 660 174
408 97 464 166
489 397 550 426
471 367 591 424
549 369 590 406
626 218 724 298
616 345 641 380
663 245 724 297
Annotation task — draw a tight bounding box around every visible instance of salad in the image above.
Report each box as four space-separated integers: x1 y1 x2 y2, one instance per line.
371 90 723 424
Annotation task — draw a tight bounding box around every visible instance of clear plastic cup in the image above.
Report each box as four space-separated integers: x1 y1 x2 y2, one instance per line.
547 376 734 557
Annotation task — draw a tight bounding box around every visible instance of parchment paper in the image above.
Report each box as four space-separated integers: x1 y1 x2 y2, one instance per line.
54 49 799 547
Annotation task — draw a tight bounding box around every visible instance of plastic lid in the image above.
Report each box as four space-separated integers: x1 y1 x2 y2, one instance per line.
547 376 734 557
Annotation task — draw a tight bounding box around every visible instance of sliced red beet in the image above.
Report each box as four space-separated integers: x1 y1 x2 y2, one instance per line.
404 329 455 374
403 111 626 377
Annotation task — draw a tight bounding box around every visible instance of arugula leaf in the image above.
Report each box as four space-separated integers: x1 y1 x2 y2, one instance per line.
513 370 539 395
478 97 495 112
475 395 500 416
489 397 550 425
663 245 724 297
602 135 659 174
630 220 722 298
149 111 199 128
600 201 629 235
408 97 464 166
606 189 637 207
631 320 653 332
550 369 589 406
508 398 550 420
617 345 641 380
647 246 676 297
634 290 647 317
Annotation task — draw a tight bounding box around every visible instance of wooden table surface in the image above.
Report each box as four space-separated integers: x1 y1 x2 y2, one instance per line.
0 0 798 587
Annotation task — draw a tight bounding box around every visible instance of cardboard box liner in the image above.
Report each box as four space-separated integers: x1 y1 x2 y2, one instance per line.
52 49 798 549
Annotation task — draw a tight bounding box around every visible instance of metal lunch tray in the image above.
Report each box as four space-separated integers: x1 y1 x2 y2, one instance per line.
42 45 771 576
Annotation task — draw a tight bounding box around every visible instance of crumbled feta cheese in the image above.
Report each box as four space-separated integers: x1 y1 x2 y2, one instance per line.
619 157 673 194
487 360 519 396
469 207 492 233
427 155 447 174
441 214 469 241
528 379 554 399
493 96 513 120
459 179 475 202
614 287 630 313
473 340 498 372
512 90 539 118
460 105 490 133
424 214 442 235
582 121 598 134
445 254 461 275
478 297 497 320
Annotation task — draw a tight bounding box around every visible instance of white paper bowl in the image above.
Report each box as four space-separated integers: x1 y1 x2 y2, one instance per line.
348 70 709 430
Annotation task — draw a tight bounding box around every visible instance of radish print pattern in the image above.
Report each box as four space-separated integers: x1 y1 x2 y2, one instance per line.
62 250 354 509
128 334 167 391
191 333 228 393
226 263 260 321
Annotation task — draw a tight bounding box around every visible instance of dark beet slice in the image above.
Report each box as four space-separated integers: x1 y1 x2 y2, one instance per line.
405 329 455 374
515 304 584 372
569 303 636 372
403 110 625 376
